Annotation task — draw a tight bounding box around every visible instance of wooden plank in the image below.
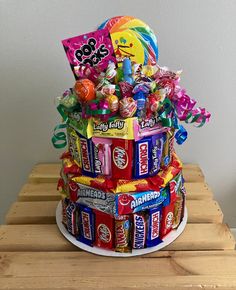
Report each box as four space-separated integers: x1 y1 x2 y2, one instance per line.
18 182 212 202
28 163 205 183
5 200 223 225
0 223 234 252
0 251 236 289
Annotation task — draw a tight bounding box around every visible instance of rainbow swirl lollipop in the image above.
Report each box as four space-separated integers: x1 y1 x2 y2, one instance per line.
98 16 158 66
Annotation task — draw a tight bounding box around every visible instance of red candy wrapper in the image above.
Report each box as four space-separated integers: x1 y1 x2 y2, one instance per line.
94 210 114 250
112 139 133 179
62 29 116 79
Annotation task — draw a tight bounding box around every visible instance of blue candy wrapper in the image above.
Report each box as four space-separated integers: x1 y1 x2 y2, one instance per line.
77 204 95 246
79 136 96 177
146 205 163 247
116 188 168 215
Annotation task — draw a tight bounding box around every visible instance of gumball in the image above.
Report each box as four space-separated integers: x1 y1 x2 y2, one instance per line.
119 97 137 118
106 95 119 112
74 79 95 103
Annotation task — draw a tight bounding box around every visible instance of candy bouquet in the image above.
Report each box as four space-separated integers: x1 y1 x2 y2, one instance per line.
52 16 210 255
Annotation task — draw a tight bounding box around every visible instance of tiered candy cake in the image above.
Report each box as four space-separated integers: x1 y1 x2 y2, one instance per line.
52 16 210 254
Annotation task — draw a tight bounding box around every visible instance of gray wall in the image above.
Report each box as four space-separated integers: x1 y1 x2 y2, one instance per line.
1 0 236 225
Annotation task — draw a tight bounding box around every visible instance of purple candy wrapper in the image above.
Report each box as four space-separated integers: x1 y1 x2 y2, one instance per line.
150 133 165 176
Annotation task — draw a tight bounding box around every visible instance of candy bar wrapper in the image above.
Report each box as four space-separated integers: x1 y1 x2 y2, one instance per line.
61 198 69 227
76 183 115 215
115 215 131 253
77 204 95 246
72 152 183 194
112 139 133 180
62 28 116 79
150 133 165 176
161 129 175 168
94 210 114 250
116 188 167 215
133 116 168 141
146 206 162 247
92 137 112 176
79 135 96 177
90 118 135 140
61 152 81 176
160 188 177 239
132 212 147 249
66 202 79 236
133 137 152 179
67 126 82 167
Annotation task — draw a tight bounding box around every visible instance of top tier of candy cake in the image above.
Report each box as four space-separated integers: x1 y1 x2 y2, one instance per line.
52 16 211 253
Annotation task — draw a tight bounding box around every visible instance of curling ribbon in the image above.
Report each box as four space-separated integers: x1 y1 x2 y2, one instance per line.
51 123 67 149
175 125 188 145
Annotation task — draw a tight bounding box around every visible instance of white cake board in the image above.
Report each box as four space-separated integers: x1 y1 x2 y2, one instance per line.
56 202 187 257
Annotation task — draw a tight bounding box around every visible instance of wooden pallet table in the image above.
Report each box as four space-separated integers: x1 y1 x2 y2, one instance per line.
1 163 235 289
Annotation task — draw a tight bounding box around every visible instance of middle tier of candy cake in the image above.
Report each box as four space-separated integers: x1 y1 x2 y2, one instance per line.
58 121 186 253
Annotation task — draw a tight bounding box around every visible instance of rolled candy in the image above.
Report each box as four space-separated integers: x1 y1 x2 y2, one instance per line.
94 210 115 249
74 79 96 103
77 204 95 246
66 202 79 236
79 136 96 177
112 139 133 179
59 90 78 109
132 212 147 249
119 97 137 118
115 215 131 253
92 137 112 176
146 205 162 247
134 137 152 179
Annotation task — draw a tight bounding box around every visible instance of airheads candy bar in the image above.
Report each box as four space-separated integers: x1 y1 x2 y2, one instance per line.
79 136 96 177
112 139 133 180
62 28 116 79
146 205 162 247
77 204 94 246
92 137 112 176
132 212 147 249
76 183 115 215
115 188 167 215
134 137 151 179
150 133 164 176
90 118 135 139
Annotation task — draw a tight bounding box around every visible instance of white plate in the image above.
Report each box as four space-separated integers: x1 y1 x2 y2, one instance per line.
56 202 187 257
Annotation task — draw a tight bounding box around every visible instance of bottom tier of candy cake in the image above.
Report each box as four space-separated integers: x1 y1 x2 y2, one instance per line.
58 151 186 253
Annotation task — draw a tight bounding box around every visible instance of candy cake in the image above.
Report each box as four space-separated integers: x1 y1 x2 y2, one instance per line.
52 16 210 255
